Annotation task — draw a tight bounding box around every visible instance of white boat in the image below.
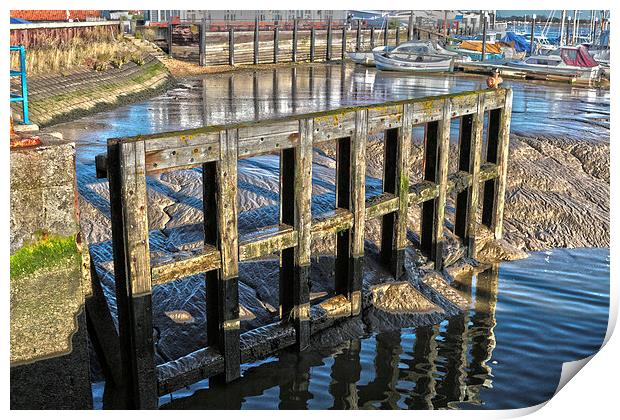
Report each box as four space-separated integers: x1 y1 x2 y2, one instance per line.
372 42 455 73
504 46 601 81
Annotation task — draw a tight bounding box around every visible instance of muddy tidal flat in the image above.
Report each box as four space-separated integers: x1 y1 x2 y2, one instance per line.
48 63 610 408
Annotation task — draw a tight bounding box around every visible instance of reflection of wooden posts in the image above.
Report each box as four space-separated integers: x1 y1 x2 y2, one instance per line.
380 104 412 279
370 26 375 49
253 18 259 65
326 17 333 61
280 120 313 351
335 110 368 316
310 28 316 62
420 100 451 270
273 26 279 63
454 95 484 258
167 22 173 56
356 20 361 51
107 140 158 409
341 25 347 58
292 19 298 62
482 89 513 240
214 129 241 383
228 27 235 66
199 19 206 66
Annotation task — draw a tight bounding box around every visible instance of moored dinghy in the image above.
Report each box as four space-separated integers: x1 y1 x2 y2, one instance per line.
372 41 455 73
504 45 601 81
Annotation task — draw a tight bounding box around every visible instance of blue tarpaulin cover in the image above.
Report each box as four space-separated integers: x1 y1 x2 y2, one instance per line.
501 31 530 52
10 17 30 24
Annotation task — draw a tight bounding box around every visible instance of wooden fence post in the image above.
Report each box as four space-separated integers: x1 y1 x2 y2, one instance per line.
383 21 389 46
326 16 333 61
380 104 413 279
254 18 259 65
229 27 235 66
310 27 316 62
199 19 206 66
341 25 347 59
292 19 298 62
335 110 368 316
273 25 279 63
356 20 361 51
408 12 414 40
482 89 513 239
280 119 313 350
370 26 375 49
214 129 241 383
420 99 451 270
396 26 400 45
454 94 484 258
167 22 173 56
108 140 158 409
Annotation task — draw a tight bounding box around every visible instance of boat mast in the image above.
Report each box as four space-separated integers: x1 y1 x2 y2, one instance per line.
572 10 578 45
559 10 566 46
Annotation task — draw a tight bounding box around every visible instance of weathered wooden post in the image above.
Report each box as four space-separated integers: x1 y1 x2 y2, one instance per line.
326 16 333 61
454 95 485 257
395 26 400 45
167 22 173 56
274 25 279 63
481 13 487 61
408 11 414 40
482 89 513 240
420 99 451 269
229 27 235 66
214 129 241 383
383 19 389 46
199 18 207 66
279 119 313 350
254 17 260 65
292 19 298 62
370 26 375 49
335 110 368 316
341 24 347 59
107 140 158 408
356 20 362 51
310 27 316 62
380 104 413 279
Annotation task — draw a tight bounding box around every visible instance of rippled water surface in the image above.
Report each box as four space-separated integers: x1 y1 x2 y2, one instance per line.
154 248 608 410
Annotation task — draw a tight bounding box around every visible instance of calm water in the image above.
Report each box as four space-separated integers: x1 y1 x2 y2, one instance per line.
49 63 609 176
154 248 609 410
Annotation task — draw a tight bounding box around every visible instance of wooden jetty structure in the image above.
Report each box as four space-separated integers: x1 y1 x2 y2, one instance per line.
93 87 512 408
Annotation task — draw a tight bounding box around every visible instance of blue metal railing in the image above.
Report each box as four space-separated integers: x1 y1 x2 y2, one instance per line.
10 45 30 125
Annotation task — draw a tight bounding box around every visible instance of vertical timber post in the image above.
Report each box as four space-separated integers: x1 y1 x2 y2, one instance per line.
370 26 375 49
254 18 259 65
310 28 316 62
274 25 279 63
341 24 347 59
380 104 412 279
335 110 367 316
292 19 298 62
108 140 158 409
199 18 207 66
356 20 361 51
482 89 513 240
229 27 235 66
167 22 173 56
384 19 389 46
454 94 484 258
396 26 401 45
408 12 414 41
420 99 451 270
214 129 241 383
280 119 313 350
326 16 333 61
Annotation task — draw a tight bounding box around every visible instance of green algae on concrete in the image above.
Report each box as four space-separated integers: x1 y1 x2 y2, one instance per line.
10 233 86 366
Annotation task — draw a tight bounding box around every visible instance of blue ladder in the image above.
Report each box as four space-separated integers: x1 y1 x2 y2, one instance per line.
10 45 31 125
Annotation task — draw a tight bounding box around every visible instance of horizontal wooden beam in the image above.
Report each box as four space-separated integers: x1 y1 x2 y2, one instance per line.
364 192 399 220
151 245 221 286
310 208 354 238
238 223 297 261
